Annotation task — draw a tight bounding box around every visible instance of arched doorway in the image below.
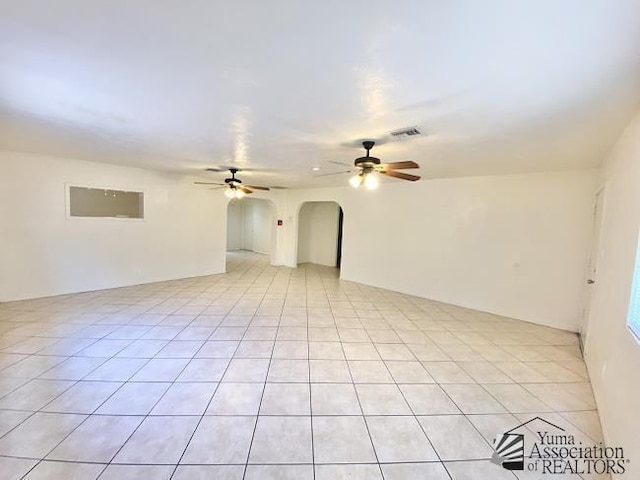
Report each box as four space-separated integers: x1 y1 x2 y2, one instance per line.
297 201 344 268
226 198 277 264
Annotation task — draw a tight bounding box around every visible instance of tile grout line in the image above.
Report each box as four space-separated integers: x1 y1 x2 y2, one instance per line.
235 262 281 480
13 304 168 480
96 259 262 478
6 313 173 480
167 255 278 479
0 254 599 479
304 267 317 480
337 296 387 480
371 341 456 480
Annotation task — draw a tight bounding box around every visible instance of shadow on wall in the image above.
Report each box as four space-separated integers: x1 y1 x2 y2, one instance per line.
226 198 277 263
297 201 343 268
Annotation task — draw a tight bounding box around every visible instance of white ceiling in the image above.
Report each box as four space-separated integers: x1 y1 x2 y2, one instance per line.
1 0 640 187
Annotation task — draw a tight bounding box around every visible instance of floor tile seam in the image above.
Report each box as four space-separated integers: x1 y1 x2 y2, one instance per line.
177 262 276 480
440 379 572 459
523 384 597 412
0 408 601 419
166 342 243 479
0 257 595 478
0 376 84 442
111 270 258 477
413 378 508 462
24 351 192 468
337 329 386 479
374 350 454 480
303 273 316 480
92 342 215 471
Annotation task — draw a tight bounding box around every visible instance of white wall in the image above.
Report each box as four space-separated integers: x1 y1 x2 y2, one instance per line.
226 201 244 250
297 202 340 266
1 150 596 332
251 200 274 255
3 130 634 471
225 198 274 256
582 112 640 477
278 170 596 330
242 202 254 251
0 151 227 302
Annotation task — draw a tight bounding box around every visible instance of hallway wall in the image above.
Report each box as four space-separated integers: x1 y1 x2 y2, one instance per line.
297 202 340 266
0 151 227 302
226 201 245 251
582 111 640 475
226 198 275 255
0 150 598 334
277 170 597 331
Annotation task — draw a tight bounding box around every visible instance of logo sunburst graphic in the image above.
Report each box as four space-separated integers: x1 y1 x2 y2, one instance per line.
491 433 525 471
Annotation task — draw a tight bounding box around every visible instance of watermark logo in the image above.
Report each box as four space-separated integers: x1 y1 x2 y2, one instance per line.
491 432 525 470
491 417 629 475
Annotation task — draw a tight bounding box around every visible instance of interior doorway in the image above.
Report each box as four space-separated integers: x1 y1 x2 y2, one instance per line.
336 207 344 268
581 187 606 354
226 198 276 261
297 201 343 268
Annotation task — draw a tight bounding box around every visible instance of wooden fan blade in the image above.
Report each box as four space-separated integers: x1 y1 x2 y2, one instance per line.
194 181 226 185
240 186 253 194
245 185 270 191
380 170 421 181
379 161 420 170
315 170 354 177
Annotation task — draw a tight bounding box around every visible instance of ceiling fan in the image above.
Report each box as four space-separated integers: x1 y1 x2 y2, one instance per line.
319 141 421 189
194 168 270 199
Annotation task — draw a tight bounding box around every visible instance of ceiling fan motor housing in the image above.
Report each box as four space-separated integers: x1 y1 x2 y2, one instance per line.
355 140 380 168
354 156 381 168
225 168 241 185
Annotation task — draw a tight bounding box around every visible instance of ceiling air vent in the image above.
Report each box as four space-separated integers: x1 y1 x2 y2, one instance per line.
390 126 422 138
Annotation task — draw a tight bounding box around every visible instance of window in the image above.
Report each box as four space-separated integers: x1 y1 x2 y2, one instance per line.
68 186 144 219
629 233 640 341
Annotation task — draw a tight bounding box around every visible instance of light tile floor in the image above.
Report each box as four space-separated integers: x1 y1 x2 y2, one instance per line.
0 252 606 479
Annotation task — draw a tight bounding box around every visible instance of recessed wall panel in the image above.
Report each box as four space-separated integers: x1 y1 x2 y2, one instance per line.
69 187 144 218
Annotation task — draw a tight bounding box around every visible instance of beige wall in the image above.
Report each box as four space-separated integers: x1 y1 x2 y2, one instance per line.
226 198 275 256
583 111 640 478
277 170 597 331
69 187 144 218
297 201 340 266
0 151 227 301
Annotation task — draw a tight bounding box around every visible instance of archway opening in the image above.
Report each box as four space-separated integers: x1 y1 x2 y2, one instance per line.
297 201 343 268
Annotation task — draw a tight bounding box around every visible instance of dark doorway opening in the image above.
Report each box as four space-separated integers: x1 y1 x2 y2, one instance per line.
336 207 344 268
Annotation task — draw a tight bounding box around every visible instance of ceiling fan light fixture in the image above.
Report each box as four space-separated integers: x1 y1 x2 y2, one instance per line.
364 172 379 190
196 168 272 196
349 174 363 188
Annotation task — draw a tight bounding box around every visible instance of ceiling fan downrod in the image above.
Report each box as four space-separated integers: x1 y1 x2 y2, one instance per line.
362 141 375 156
